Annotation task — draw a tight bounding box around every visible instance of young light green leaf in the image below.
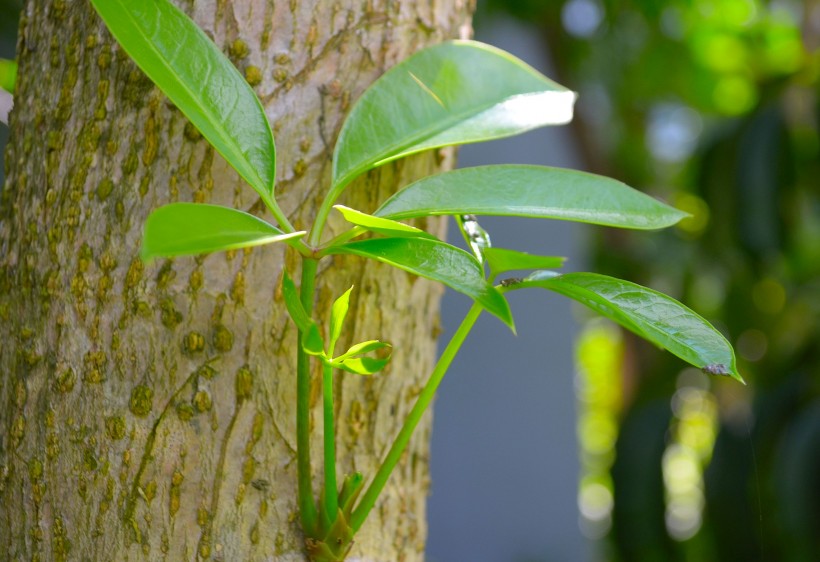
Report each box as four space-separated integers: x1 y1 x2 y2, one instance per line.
483 248 565 280
141 203 305 261
333 356 391 376
302 324 325 357
89 0 277 202
330 340 393 375
282 271 325 356
282 271 312 333
334 205 435 239
324 237 514 329
510 271 743 383
332 41 576 193
376 165 688 230
334 340 392 363
329 287 354 355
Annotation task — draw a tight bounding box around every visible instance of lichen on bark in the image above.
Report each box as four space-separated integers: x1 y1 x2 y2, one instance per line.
0 0 474 560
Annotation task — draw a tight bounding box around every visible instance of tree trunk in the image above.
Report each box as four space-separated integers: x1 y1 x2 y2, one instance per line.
0 1 473 560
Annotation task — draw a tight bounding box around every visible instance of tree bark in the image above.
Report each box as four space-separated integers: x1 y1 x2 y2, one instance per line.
0 1 474 560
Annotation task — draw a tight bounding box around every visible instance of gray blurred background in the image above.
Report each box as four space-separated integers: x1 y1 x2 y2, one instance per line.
426 15 587 562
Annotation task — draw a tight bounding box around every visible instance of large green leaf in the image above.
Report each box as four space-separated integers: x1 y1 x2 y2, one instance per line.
331 41 575 192
142 203 304 260
90 0 277 201
376 165 688 229
511 271 742 382
324 237 513 328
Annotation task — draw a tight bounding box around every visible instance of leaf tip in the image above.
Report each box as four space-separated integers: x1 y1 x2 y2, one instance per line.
701 362 744 384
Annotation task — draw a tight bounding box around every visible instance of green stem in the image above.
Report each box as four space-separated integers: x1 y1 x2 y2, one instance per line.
259 191 303 242
322 361 338 526
297 258 319 534
308 177 356 247
350 302 483 531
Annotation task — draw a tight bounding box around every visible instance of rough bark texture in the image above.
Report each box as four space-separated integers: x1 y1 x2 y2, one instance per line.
0 1 473 560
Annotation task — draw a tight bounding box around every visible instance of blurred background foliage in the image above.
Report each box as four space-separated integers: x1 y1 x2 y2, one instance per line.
1 0 818 560
480 0 819 560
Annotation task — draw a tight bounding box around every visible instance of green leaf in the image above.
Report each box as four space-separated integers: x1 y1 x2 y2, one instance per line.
0 59 16 92
282 271 325 356
90 0 277 201
332 41 575 192
141 203 305 261
376 165 688 230
324 237 514 329
334 340 392 362
512 271 743 382
302 324 325 357
333 205 435 239
282 271 312 333
333 356 391 376
483 248 565 280
331 340 392 375
329 287 354 355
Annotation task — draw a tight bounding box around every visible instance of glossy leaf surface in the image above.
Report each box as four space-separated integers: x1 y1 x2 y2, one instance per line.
142 203 304 260
483 248 565 280
334 205 434 239
332 41 575 191
333 357 391 376
513 271 742 382
325 237 513 328
376 165 688 229
90 0 277 200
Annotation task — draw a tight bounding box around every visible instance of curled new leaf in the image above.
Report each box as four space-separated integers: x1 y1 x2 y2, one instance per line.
331 340 393 375
142 203 304 261
509 271 743 383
